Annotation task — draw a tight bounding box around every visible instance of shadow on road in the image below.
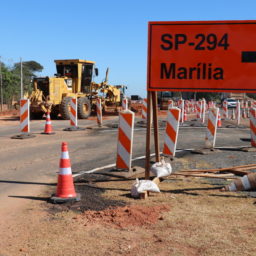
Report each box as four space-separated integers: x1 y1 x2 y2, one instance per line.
8 195 49 201
0 180 56 186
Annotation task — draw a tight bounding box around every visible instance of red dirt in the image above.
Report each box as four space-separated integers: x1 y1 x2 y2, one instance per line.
77 204 170 229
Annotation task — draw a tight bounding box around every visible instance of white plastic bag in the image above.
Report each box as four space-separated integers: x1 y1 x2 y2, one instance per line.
150 158 172 178
131 178 160 198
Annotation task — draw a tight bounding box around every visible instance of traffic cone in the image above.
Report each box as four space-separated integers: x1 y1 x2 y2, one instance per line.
50 142 80 203
217 112 222 127
184 108 187 121
41 111 55 135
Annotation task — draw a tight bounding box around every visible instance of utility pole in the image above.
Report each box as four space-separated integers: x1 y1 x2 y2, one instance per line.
0 56 3 112
20 57 23 99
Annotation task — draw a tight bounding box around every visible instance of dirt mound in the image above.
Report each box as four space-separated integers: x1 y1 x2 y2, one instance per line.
78 204 170 228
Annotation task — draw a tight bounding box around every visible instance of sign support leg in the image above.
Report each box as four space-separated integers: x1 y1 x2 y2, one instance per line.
152 91 160 162
145 91 152 179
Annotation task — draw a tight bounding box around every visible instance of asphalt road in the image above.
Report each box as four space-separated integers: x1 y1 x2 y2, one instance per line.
0 115 252 218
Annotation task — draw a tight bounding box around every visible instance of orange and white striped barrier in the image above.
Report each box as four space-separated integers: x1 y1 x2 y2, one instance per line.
20 99 30 133
142 98 147 120
196 101 202 119
222 100 228 119
247 108 250 118
96 98 102 127
177 99 184 123
70 98 78 127
42 111 55 135
201 99 206 123
50 142 80 203
236 101 241 126
205 107 219 148
242 108 246 118
116 110 134 170
122 98 128 111
168 99 173 109
163 107 181 157
250 108 256 147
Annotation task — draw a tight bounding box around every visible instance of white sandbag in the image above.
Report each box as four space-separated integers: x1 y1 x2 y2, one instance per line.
131 178 160 198
150 158 172 178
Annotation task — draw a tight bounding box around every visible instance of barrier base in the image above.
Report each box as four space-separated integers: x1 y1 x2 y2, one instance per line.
11 133 36 139
241 147 256 152
49 193 81 204
191 148 221 155
63 127 86 131
101 166 145 178
41 132 55 135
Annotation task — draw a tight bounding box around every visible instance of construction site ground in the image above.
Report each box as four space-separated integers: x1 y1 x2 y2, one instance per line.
1 110 256 256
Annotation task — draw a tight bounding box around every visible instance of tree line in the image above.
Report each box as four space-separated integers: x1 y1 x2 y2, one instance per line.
0 60 43 108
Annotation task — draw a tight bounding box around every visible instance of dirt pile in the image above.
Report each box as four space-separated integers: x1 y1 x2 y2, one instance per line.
77 204 170 228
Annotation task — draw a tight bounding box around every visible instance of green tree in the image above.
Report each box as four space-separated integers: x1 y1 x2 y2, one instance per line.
0 60 43 108
13 60 43 93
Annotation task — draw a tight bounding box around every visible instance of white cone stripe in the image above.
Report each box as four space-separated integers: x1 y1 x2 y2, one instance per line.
46 121 51 125
20 101 29 114
119 114 132 140
117 141 130 168
229 183 237 191
61 151 70 159
59 167 72 175
241 175 251 190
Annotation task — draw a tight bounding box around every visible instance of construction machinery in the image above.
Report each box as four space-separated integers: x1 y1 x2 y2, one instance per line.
28 59 126 119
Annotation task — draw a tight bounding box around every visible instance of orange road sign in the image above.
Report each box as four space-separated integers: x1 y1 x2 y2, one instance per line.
147 20 256 92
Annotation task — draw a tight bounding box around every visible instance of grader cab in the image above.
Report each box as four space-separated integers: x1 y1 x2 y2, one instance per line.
29 59 126 119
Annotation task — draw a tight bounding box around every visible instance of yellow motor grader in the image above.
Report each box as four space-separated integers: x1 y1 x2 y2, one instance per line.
28 59 126 119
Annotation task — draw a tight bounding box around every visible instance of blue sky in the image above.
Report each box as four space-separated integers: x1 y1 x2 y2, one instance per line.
0 0 256 97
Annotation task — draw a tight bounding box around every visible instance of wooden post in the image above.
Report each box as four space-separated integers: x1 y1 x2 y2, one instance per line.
152 91 160 162
145 91 152 179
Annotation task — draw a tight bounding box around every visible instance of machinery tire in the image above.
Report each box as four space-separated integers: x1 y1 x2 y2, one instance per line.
60 97 72 120
78 97 91 119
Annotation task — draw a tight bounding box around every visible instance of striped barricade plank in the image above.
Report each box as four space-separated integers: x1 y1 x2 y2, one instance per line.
163 107 181 157
205 107 219 148
142 98 147 120
20 99 30 133
116 110 134 170
122 98 128 111
70 98 78 127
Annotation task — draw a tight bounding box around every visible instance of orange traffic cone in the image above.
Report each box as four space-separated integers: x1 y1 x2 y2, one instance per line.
184 108 187 121
50 142 80 203
217 112 222 127
42 111 55 135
